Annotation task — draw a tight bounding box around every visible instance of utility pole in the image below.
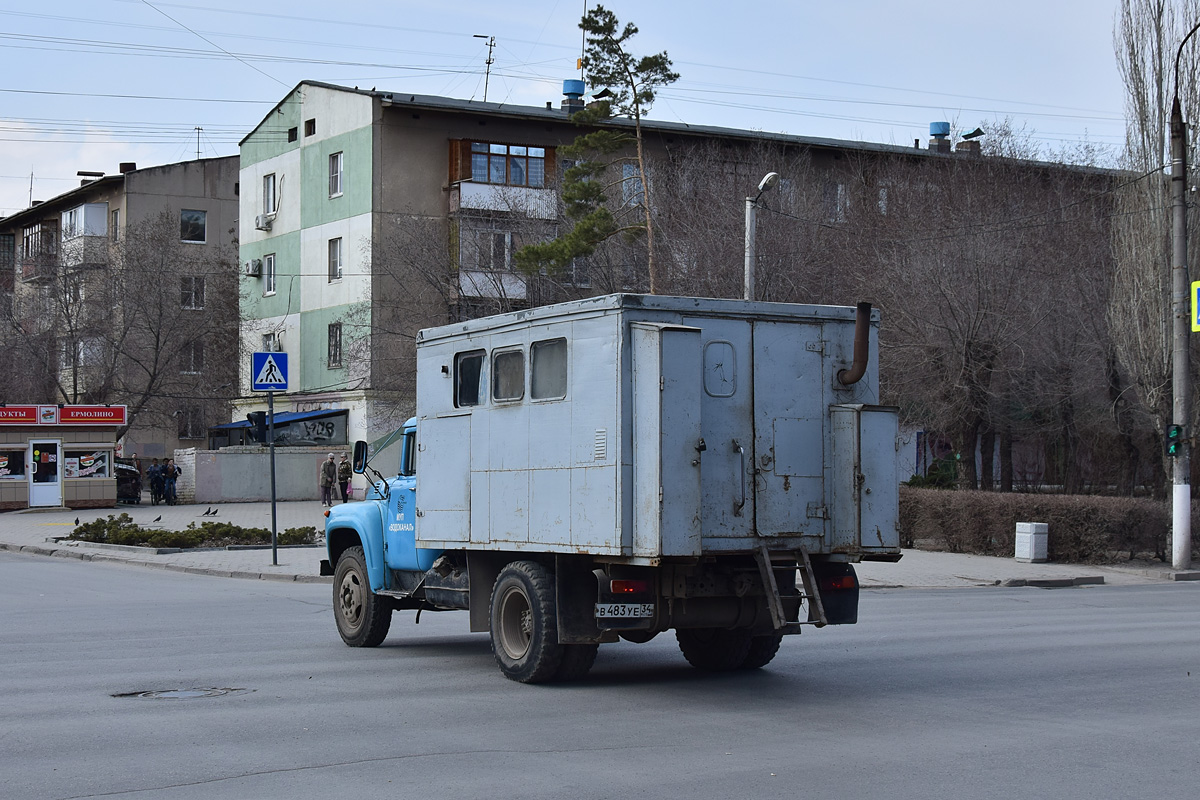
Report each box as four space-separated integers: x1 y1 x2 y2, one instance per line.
195 127 202 160
473 35 495 102
744 172 779 301
1169 24 1199 571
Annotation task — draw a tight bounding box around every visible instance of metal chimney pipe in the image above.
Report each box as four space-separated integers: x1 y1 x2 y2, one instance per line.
837 302 873 386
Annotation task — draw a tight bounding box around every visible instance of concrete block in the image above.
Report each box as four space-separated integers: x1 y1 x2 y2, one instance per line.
1015 521 1048 563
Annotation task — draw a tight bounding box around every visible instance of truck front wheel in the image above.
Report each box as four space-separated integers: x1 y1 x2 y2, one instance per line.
333 546 392 647
676 627 753 671
490 561 563 683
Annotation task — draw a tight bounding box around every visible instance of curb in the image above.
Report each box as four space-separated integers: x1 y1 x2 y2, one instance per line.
1002 576 1105 588
0 541 331 585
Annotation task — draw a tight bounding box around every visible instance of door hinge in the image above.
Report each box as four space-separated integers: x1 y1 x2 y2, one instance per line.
659 376 665 391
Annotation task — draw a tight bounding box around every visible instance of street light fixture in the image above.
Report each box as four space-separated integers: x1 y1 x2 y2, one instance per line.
745 172 780 301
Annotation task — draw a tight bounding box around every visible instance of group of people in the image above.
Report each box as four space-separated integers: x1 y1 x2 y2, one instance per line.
146 458 182 506
319 452 353 507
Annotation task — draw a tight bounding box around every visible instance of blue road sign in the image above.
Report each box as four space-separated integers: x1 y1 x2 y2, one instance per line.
1193 280 1200 333
251 351 289 392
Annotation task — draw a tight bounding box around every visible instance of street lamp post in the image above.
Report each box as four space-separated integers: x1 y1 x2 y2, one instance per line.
744 172 780 301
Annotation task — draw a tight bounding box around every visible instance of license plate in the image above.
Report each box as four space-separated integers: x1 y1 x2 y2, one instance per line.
595 603 654 619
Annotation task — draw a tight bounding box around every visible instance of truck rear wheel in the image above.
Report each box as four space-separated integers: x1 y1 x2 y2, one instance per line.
333 546 392 647
740 632 784 669
676 627 753 671
555 644 599 682
490 561 563 683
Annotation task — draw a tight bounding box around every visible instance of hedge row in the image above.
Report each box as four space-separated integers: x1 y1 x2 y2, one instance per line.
897 487 1196 563
69 514 319 549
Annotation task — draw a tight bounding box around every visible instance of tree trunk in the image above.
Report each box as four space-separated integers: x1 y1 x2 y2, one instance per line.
999 426 1014 492
979 429 995 491
957 420 980 490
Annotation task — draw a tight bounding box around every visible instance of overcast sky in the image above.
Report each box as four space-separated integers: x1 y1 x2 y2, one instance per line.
0 0 1129 216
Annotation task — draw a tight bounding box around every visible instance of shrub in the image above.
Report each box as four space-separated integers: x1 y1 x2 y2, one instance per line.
69 517 319 549
899 487 1176 563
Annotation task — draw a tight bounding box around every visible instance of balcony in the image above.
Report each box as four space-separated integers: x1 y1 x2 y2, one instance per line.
451 182 557 220
59 235 109 271
19 252 57 282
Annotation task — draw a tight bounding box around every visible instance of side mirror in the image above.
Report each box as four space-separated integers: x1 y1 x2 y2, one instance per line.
352 440 369 474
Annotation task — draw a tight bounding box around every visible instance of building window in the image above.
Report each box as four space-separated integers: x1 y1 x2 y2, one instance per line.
622 164 644 207
287 127 298 142
328 323 342 368
111 209 120 241
454 350 485 408
263 253 276 295
823 182 848 223
180 209 207 243
328 237 343 281
531 338 567 400
61 207 81 240
492 349 524 402
304 118 316 137
263 173 276 215
181 339 204 374
329 152 343 197
262 332 281 352
475 231 511 271
180 276 205 309
470 142 546 188
177 407 203 440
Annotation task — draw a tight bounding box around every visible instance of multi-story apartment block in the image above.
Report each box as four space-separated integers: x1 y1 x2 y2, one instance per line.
1 157 240 461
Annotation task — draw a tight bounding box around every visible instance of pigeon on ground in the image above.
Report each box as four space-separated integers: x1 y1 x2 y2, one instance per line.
211 508 218 516
153 515 161 522
201 507 212 516
74 517 79 525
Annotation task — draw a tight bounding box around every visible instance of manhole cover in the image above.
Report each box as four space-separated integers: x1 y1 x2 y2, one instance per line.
113 688 250 700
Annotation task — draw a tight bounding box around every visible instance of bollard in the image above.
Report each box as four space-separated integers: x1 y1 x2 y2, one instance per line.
1014 522 1048 563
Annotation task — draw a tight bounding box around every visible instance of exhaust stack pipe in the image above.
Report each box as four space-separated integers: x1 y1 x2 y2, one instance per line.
837 302 873 386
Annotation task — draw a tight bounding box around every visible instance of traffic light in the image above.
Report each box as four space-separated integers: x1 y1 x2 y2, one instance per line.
1166 424 1184 458
247 411 267 443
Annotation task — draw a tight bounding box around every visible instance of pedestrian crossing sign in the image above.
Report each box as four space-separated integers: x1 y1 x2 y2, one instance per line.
1194 281 1200 333
251 351 289 392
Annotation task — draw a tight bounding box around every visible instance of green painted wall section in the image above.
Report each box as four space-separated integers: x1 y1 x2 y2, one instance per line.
298 303 368 391
301 127 374 228
241 92 303 168
239 232 301 320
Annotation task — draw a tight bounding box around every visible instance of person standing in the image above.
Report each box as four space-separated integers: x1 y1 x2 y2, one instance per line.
337 453 352 503
147 458 163 506
163 459 181 505
319 453 337 507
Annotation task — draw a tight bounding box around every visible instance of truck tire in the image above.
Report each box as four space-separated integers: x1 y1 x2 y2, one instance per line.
490 561 563 683
333 546 392 648
740 632 784 669
676 627 753 672
555 644 599 682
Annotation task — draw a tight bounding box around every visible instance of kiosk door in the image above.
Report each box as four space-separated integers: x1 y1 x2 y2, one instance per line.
29 440 62 507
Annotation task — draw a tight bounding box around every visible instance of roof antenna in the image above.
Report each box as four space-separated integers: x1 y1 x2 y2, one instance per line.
473 35 495 102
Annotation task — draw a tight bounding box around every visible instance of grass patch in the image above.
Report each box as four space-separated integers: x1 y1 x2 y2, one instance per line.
69 513 319 549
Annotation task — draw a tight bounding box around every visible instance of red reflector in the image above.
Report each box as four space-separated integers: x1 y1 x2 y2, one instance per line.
611 579 648 594
821 576 856 591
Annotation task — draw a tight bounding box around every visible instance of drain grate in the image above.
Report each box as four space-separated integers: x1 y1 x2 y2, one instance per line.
113 687 251 700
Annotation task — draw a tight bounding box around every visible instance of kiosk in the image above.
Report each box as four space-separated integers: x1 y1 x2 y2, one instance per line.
0 405 127 511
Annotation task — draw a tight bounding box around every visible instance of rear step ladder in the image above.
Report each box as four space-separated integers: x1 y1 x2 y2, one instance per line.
753 542 828 632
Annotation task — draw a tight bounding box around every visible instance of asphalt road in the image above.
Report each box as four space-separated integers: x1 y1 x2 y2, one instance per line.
5 552 1199 800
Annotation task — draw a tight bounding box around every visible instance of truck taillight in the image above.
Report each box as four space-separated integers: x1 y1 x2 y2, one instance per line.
610 579 648 594
820 575 856 591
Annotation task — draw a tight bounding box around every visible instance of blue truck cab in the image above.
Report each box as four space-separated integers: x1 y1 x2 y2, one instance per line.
322 418 442 597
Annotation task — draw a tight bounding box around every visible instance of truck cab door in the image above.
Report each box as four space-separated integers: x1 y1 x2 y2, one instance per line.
383 428 440 572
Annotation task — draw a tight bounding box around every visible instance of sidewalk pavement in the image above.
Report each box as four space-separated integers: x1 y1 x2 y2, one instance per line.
1 496 1198 589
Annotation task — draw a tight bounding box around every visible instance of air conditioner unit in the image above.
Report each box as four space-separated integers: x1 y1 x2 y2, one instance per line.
254 214 273 231
243 258 262 277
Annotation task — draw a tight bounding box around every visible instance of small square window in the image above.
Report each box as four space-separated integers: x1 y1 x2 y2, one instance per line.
304 118 316 136
492 350 524 401
288 127 298 142
180 209 206 243
531 338 567 400
180 276 205 310
454 350 485 408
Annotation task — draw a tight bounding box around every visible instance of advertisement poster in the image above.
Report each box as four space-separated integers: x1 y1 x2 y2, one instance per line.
65 451 109 478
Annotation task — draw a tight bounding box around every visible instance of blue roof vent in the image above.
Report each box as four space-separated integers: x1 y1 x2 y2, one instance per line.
930 121 951 139
563 80 586 101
